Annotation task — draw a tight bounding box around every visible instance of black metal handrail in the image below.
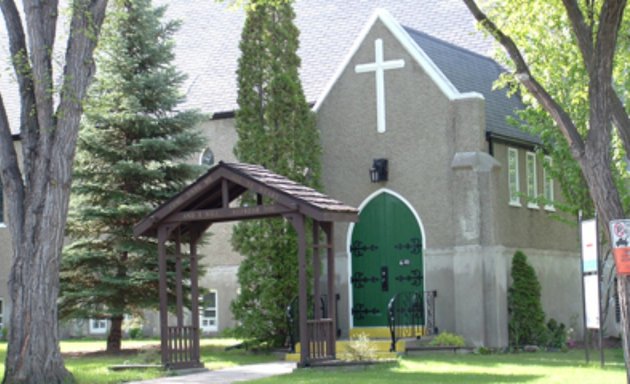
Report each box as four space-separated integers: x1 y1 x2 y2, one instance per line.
387 290 437 352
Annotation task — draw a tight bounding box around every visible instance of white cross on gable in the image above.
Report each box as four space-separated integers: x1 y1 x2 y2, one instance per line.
354 39 405 133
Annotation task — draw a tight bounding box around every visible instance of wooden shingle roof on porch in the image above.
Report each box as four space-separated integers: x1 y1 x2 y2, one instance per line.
133 162 359 238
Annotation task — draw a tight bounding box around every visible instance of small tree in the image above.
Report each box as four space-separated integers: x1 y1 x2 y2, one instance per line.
508 250 547 347
59 0 205 352
231 0 321 346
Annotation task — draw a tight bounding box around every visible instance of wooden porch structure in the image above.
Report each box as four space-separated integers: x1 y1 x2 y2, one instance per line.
134 162 358 368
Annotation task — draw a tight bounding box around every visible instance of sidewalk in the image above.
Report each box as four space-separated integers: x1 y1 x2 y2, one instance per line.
128 361 297 384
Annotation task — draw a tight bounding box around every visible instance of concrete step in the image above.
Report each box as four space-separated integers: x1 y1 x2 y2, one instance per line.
287 338 402 362
285 350 398 362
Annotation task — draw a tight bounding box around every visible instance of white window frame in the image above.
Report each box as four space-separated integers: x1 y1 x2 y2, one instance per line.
89 318 108 334
508 147 521 207
526 151 538 209
200 290 218 333
543 156 555 211
0 298 4 329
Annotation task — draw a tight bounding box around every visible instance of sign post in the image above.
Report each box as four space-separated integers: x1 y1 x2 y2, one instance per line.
580 212 604 366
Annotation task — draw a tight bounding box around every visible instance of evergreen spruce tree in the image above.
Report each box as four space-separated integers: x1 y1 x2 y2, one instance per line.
59 0 205 352
508 250 548 347
231 0 321 346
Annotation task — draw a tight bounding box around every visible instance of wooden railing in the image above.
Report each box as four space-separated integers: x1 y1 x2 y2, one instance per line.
306 318 335 361
165 326 200 369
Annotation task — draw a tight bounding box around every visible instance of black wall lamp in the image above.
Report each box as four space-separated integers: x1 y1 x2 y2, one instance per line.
370 158 388 183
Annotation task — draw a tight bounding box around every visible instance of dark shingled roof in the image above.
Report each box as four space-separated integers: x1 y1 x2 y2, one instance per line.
134 162 358 238
1 1 536 144
405 27 538 144
226 163 359 214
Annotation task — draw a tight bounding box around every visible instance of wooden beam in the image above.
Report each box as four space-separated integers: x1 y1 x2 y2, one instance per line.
287 214 309 366
189 229 201 363
175 230 184 327
158 225 170 366
164 204 297 224
313 220 321 321
323 222 336 358
222 179 229 208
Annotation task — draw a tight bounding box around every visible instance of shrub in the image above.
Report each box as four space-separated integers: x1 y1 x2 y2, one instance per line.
344 333 376 361
128 327 143 340
1 327 7 341
430 332 466 347
508 251 547 347
546 318 568 350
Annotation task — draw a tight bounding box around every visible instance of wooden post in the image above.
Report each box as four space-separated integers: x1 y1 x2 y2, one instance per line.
175 229 184 327
190 228 201 364
312 220 321 320
288 214 309 365
158 225 170 366
323 222 336 358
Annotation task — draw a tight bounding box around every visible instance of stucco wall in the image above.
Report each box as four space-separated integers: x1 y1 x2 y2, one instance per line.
492 142 577 251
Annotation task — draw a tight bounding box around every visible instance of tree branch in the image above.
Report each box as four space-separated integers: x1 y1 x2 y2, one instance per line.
562 0 595 68
462 0 586 159
54 0 108 171
585 0 627 146
0 0 39 188
562 0 630 156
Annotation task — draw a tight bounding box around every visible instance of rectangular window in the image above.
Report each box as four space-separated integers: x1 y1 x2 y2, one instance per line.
508 148 521 206
526 152 538 208
0 298 3 329
200 291 218 332
543 156 555 211
89 319 108 334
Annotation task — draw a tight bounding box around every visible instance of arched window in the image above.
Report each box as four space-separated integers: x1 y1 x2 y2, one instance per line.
199 147 215 167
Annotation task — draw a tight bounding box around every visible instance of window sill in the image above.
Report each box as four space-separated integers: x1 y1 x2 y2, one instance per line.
544 205 556 212
527 203 539 210
509 201 522 208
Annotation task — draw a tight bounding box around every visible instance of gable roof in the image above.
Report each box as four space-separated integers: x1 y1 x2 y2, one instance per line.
134 162 359 238
1 1 535 144
403 28 537 144
155 0 494 116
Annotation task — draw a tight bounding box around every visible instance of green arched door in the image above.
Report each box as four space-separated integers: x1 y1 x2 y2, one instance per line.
350 192 424 327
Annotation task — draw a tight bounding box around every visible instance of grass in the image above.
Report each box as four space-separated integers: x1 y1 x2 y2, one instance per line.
0 341 626 383
246 349 627 384
0 338 278 384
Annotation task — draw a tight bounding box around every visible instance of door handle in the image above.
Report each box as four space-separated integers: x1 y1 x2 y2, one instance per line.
381 266 389 292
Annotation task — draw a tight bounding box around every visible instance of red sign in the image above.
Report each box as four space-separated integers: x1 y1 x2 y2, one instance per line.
611 220 630 275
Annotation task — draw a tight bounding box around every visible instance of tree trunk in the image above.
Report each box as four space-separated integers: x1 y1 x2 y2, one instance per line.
0 1 108 382
107 315 124 353
3 191 73 384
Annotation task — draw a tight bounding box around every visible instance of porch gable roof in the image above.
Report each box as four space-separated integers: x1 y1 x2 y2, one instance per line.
134 162 359 238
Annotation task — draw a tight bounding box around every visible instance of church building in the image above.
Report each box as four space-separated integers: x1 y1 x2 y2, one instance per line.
0 0 586 347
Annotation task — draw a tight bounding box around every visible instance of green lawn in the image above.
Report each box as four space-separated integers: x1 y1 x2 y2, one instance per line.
0 339 278 384
0 342 626 384
247 349 626 384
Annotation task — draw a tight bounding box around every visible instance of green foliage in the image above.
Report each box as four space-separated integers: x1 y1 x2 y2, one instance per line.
508 251 547 347
344 333 377 361
60 0 205 336
430 332 466 348
1 327 7 341
546 318 568 351
231 0 321 347
489 1 630 219
128 328 143 340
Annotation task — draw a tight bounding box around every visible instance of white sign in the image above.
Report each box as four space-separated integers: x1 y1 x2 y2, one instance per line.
584 274 600 329
581 219 598 273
